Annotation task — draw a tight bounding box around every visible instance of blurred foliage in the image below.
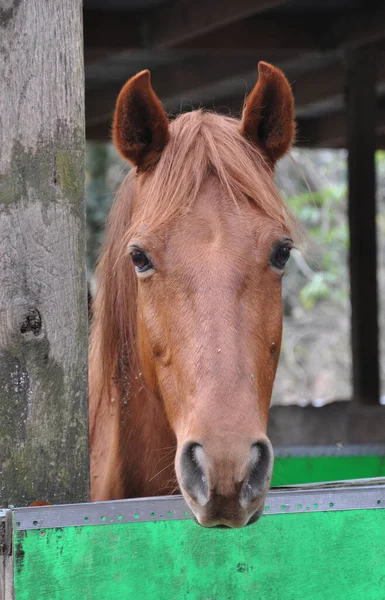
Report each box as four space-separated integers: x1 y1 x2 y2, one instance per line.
286 185 348 310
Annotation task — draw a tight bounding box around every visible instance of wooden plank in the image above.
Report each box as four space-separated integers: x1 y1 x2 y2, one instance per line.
148 0 289 48
334 4 385 50
85 45 385 134
86 55 259 125
296 113 346 148
85 52 326 128
292 62 345 117
83 10 144 52
207 46 385 118
12 508 385 599
174 14 332 51
268 402 385 445
346 47 380 405
297 98 385 147
83 11 324 52
173 6 385 51
86 52 296 125
0 0 89 506
86 93 385 149
163 2 385 51
82 4 385 54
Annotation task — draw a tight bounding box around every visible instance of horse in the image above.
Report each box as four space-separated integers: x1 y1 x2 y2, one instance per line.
89 61 298 528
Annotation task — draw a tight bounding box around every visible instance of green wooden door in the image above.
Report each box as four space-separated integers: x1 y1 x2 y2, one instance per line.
8 481 385 600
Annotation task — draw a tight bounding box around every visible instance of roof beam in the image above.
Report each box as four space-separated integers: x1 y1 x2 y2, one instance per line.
205 62 346 118
86 52 300 126
172 13 332 51
84 59 371 136
82 13 325 70
82 3 385 70
83 3 385 53
83 10 144 53
83 10 328 54
209 45 385 119
333 4 385 50
147 0 290 49
297 101 385 148
85 37 385 144
87 105 385 148
154 1 385 51
296 113 346 148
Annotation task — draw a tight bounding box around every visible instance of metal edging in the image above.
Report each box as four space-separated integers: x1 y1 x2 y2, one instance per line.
273 444 385 457
11 479 385 531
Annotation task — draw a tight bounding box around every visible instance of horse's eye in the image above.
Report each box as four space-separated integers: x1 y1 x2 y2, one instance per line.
130 249 154 274
271 244 291 270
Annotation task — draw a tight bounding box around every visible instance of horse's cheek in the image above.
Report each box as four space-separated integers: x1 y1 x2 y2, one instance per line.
154 364 182 430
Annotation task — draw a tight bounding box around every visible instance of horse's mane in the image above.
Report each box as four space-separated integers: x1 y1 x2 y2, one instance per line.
89 110 299 410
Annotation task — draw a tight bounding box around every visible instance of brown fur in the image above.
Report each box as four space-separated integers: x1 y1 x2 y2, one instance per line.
89 63 299 515
112 70 170 169
240 62 295 164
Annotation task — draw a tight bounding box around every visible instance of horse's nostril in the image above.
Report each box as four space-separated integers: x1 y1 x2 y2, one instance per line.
241 441 273 504
180 443 209 505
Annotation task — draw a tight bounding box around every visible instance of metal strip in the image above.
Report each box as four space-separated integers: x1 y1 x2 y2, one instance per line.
12 480 385 530
273 444 385 457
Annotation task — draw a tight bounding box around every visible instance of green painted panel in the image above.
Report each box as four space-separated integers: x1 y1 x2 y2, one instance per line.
272 455 385 486
14 510 385 599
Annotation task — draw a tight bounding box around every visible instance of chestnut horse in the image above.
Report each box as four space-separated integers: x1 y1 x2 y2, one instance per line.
89 62 298 528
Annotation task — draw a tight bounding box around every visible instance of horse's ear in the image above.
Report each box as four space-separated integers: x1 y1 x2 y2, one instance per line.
240 62 295 165
113 70 170 168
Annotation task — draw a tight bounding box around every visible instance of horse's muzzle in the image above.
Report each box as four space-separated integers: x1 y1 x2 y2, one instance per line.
178 438 273 528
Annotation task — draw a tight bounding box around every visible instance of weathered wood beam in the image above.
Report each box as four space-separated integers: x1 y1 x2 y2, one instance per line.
334 3 385 50
84 48 118 64
0 0 89 506
83 10 326 54
86 93 385 146
154 2 385 50
296 99 385 148
173 14 333 51
292 63 344 118
87 101 385 147
83 10 144 51
83 3 385 56
86 121 111 141
88 49 346 126
190 4 385 53
209 46 385 118
147 0 290 48
86 53 298 126
296 113 345 148
346 46 380 406
268 402 385 445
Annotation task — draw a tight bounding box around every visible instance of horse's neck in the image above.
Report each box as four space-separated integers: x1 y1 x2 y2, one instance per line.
118 384 177 498
90 378 176 501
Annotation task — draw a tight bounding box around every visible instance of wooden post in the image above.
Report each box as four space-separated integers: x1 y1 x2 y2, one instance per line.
346 47 380 405
0 1 89 506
